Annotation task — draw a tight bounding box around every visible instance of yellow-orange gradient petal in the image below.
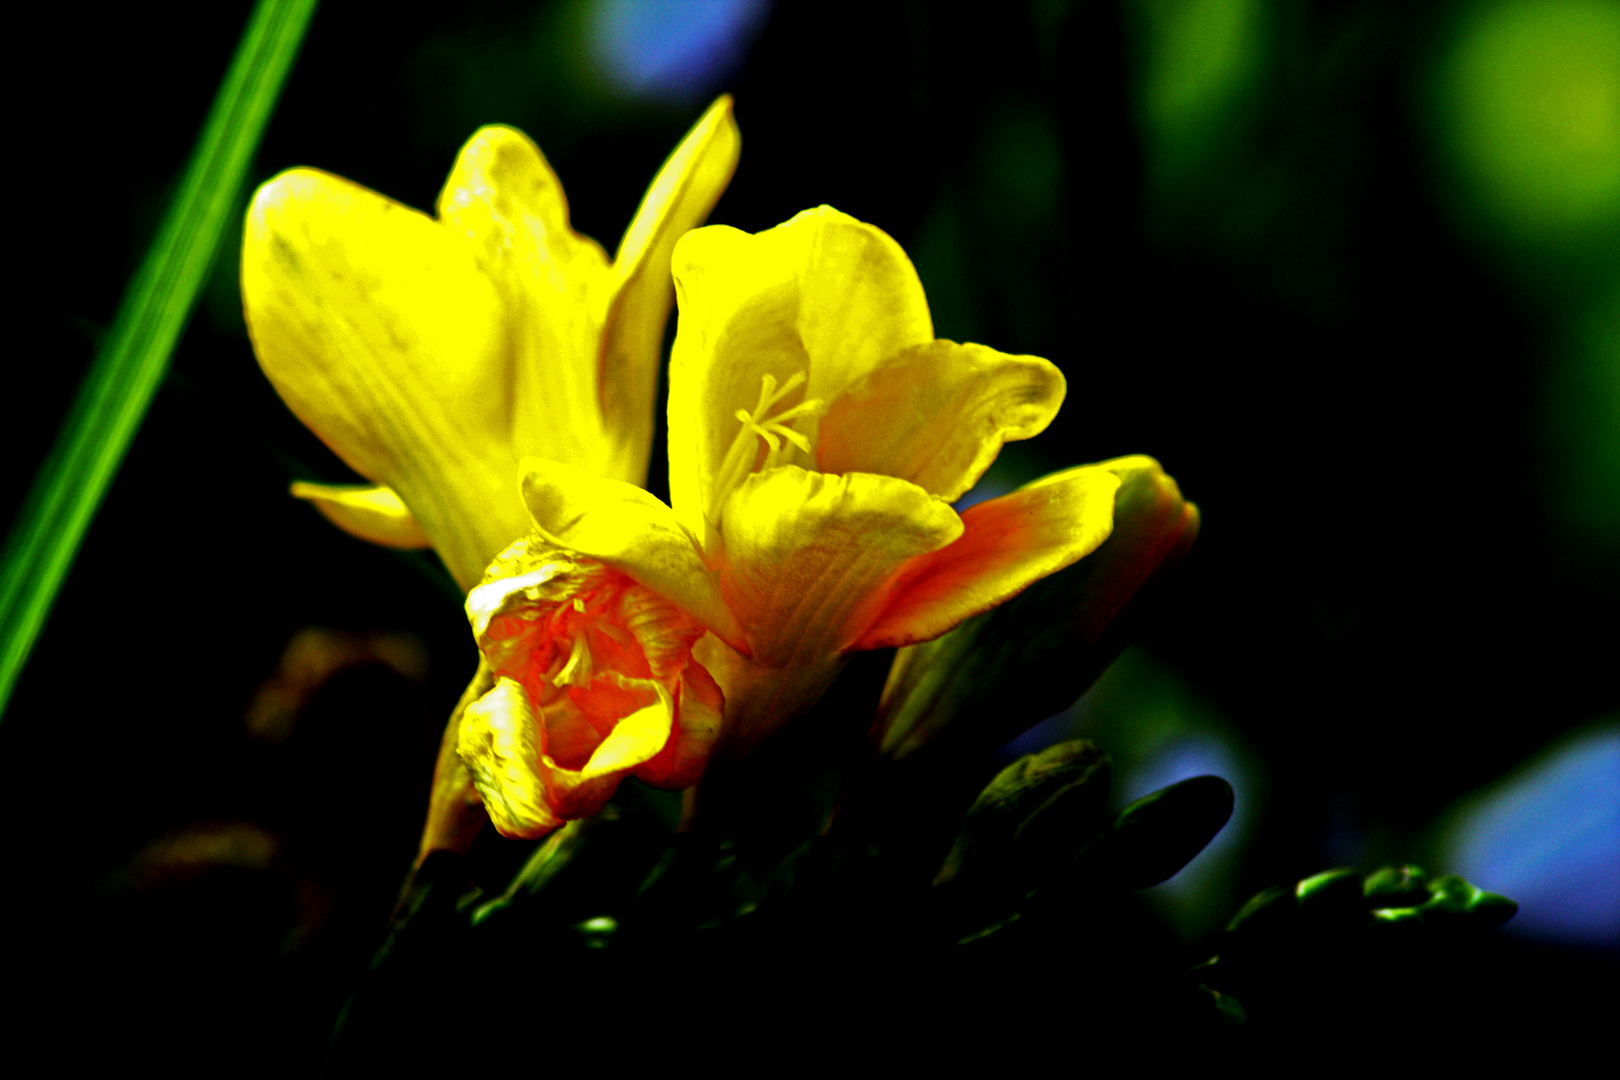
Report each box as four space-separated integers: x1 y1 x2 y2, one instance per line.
535 678 676 820
853 464 1121 650
718 466 962 665
816 340 1066 502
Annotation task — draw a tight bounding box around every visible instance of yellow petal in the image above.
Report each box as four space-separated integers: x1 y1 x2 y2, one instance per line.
718 466 962 665
816 340 1066 501
437 126 623 480
853 464 1121 650
517 457 748 653
243 168 528 588
576 679 675 778
459 677 564 839
667 207 934 546
289 482 431 549
598 97 741 486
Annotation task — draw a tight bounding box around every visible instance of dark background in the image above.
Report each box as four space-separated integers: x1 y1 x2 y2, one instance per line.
6 0 1616 1068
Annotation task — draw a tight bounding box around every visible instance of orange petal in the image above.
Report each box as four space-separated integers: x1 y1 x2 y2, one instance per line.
633 659 724 790
872 455 1198 764
853 464 1121 650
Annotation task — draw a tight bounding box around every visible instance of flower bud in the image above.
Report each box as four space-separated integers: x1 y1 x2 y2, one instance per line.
933 739 1112 889
1105 774 1234 891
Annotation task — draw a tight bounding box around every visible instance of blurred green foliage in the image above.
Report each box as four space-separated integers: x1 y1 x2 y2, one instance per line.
1437 0 1620 244
1134 0 1266 194
1427 1 1620 559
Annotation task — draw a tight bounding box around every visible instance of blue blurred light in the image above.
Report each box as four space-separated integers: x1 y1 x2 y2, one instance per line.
1124 732 1241 805
1445 724 1620 949
587 0 771 104
1125 731 1247 897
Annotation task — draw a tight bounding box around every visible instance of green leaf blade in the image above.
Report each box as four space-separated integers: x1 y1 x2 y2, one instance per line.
0 0 319 719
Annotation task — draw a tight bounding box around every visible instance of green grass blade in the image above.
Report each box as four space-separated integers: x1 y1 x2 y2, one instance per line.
0 0 320 720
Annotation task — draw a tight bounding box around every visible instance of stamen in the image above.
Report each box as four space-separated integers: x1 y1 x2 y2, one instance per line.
706 372 826 526
554 624 593 686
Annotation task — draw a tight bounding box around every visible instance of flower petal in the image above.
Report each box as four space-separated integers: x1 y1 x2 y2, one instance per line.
436 126 624 480
852 464 1121 650
518 457 748 653
243 168 528 587
289 482 431 549
873 456 1198 764
816 340 1066 501
459 677 565 839
633 658 724 789
574 678 675 777
718 466 962 665
598 97 741 486
538 677 674 819
667 207 934 546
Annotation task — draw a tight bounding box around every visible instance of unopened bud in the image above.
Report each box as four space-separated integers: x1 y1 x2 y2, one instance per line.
934 739 1112 888
1108 774 1234 891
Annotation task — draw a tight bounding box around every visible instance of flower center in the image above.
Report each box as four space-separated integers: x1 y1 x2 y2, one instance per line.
709 371 824 525
541 586 630 691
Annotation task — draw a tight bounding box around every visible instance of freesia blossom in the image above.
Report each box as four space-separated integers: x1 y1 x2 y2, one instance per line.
241 100 740 857
486 205 1123 785
242 97 740 589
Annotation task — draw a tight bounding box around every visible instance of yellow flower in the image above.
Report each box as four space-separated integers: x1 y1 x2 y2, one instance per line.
241 97 741 589
458 536 723 837
505 206 1123 759
242 100 738 858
